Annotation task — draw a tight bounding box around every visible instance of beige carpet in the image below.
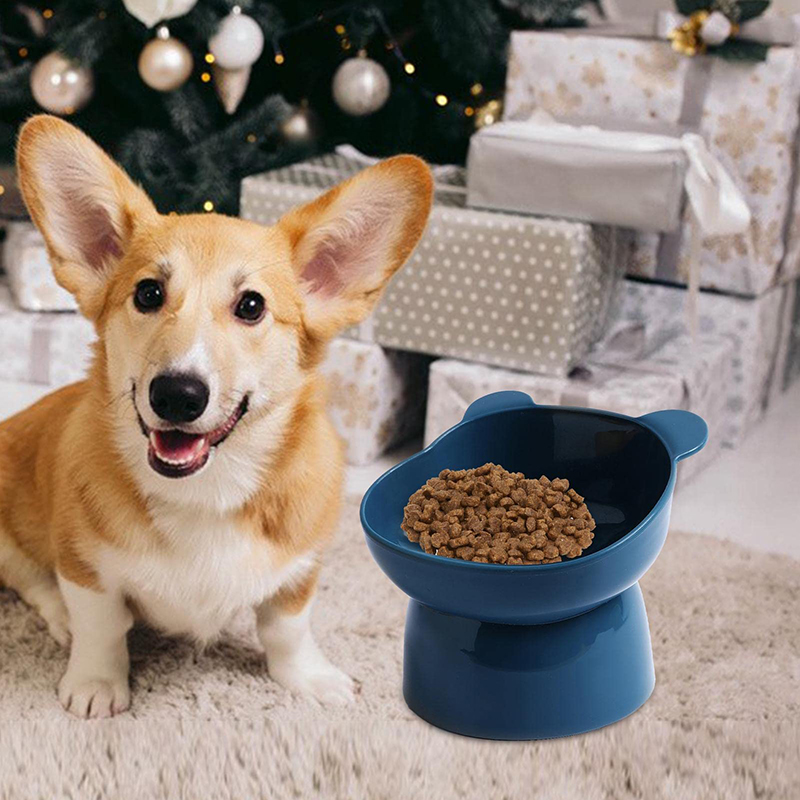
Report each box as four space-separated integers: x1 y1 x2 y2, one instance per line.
1 500 798 800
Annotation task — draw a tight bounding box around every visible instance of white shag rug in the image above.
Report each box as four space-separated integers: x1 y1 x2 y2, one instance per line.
1 500 798 800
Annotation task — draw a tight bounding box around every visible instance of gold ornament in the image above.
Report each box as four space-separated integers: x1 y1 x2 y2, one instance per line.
138 26 193 92
668 9 739 57
30 52 94 115
212 65 250 114
280 103 320 145
474 98 502 129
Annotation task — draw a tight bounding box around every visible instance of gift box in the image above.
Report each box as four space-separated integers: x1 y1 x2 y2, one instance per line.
424 331 734 485
319 339 430 466
0 282 429 466
615 277 791 446
1 222 77 311
467 117 689 232
241 151 625 377
504 23 800 296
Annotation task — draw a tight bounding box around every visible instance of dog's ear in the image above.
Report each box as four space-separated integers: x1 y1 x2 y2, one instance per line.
278 155 433 339
17 115 157 320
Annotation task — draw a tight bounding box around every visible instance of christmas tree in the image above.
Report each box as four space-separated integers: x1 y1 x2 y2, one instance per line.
0 1 594 216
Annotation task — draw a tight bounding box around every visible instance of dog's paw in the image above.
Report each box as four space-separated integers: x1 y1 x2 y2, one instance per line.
58 672 130 719
270 653 354 706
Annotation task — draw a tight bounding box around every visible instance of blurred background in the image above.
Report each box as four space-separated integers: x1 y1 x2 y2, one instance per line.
1 1 799 796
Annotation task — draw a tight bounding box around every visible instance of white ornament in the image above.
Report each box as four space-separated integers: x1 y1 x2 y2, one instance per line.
701 10 734 46
30 52 94 115
123 0 198 29
332 55 391 117
209 7 264 70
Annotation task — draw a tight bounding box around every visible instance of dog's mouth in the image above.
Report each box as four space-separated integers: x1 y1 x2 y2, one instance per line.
139 396 249 479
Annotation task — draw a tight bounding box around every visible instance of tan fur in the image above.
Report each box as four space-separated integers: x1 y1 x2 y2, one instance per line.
0 115 432 687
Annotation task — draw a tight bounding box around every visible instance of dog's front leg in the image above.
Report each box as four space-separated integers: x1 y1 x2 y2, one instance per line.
57 577 133 718
256 570 354 706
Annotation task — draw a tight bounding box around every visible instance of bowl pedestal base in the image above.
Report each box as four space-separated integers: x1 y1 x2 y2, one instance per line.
403 582 655 740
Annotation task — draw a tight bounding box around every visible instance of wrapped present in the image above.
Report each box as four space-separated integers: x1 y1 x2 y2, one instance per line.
0 282 428 466
615 278 791 446
467 116 691 232
240 150 625 377
2 222 77 311
775 277 800 394
319 339 430 466
503 19 800 296
424 332 734 486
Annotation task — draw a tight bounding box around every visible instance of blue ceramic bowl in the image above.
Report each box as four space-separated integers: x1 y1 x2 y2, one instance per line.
362 391 708 626
361 392 707 740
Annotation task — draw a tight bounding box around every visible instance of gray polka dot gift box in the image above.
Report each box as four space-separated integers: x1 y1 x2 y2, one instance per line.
240 152 625 377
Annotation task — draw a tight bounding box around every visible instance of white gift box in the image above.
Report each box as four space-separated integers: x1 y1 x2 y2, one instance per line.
424 332 734 485
615 278 791 446
2 222 77 312
504 28 800 296
241 152 625 377
319 339 430 466
0 282 428 466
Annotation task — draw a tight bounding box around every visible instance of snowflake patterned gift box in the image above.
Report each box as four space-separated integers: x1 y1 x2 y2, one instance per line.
423 332 735 487
2 222 77 311
615 278 792 447
0 281 428 467
504 26 800 296
241 153 625 377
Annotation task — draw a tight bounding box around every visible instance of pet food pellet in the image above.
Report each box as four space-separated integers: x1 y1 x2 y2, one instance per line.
401 464 595 565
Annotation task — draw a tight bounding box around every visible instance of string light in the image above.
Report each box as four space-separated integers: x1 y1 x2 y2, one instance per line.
200 72 211 82
246 133 256 143
203 200 214 212
0 185 5 196
98 10 106 19
42 8 54 19
204 53 215 64
18 47 28 58
269 5 492 128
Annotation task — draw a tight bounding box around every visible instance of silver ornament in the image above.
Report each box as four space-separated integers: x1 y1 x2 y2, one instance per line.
332 55 390 117
208 6 264 70
138 27 193 92
280 104 319 144
30 52 94 115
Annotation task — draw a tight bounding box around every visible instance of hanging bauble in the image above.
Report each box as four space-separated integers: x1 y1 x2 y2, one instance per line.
212 65 251 114
208 6 264 70
332 52 390 117
474 98 503 129
138 26 193 92
123 0 198 29
280 103 320 145
30 52 94 115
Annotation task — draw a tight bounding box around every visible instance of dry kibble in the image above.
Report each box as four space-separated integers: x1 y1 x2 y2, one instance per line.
401 463 596 565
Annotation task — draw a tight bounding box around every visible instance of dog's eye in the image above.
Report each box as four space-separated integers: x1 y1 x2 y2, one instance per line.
134 279 165 313
234 291 266 324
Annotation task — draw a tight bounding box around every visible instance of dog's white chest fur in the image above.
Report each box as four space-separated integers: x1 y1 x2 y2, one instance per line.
97 504 310 642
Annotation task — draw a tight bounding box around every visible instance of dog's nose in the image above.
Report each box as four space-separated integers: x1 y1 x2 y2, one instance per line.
149 373 209 424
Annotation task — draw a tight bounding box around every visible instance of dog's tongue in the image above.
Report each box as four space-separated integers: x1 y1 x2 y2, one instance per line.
150 429 208 466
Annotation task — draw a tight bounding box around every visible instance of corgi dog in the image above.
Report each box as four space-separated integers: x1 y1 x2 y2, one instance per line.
0 115 432 718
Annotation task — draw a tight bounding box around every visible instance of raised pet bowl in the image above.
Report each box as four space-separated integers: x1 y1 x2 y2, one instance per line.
361 391 707 740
